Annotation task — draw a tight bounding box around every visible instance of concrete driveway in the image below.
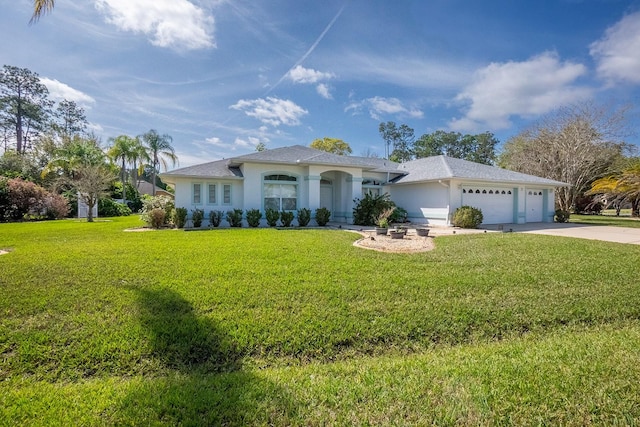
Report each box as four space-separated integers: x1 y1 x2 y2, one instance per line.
483 222 640 245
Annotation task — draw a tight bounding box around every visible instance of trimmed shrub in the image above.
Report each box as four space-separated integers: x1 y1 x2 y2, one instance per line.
265 208 279 227
226 209 243 227
192 208 204 228
6 177 46 220
246 209 262 227
297 208 311 227
209 210 223 227
172 207 187 228
555 209 570 223
149 208 166 229
452 205 483 228
315 207 331 226
98 198 132 217
280 211 294 227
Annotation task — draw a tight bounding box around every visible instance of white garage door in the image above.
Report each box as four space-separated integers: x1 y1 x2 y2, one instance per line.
462 187 514 224
526 189 544 222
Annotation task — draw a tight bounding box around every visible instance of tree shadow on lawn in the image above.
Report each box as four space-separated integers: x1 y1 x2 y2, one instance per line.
116 287 298 425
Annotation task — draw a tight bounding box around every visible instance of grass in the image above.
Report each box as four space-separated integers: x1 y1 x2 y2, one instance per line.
1 216 640 425
570 213 640 228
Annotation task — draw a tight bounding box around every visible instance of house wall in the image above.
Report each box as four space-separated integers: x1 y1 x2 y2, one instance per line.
172 177 244 225
389 182 450 225
389 180 558 226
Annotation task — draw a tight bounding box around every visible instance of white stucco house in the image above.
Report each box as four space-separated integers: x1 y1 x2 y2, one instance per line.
160 145 567 226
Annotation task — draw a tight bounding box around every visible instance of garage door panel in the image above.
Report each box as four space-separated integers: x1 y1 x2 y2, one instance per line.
462 187 514 224
526 189 544 222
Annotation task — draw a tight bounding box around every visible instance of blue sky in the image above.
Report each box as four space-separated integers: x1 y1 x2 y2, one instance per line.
2 0 640 167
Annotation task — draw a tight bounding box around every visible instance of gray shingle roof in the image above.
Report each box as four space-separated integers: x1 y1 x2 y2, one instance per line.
160 147 567 187
228 145 398 171
393 156 567 186
160 159 243 181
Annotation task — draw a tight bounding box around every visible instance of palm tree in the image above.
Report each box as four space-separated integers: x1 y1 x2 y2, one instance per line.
130 138 150 190
107 135 138 204
30 0 55 23
141 129 178 195
42 136 107 179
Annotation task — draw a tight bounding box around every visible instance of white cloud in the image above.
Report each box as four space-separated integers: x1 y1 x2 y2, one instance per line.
590 11 640 85
229 97 308 127
345 96 423 120
449 52 591 132
94 0 215 50
41 78 95 107
287 65 335 84
316 83 332 99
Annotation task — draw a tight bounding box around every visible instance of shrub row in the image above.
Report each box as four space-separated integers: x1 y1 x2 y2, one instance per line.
172 207 331 229
0 177 69 221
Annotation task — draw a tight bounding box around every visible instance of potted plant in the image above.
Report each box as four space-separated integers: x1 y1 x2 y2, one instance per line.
389 228 405 239
375 207 395 235
416 227 430 237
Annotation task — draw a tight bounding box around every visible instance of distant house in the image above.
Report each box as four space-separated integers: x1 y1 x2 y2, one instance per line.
136 180 173 198
160 145 566 226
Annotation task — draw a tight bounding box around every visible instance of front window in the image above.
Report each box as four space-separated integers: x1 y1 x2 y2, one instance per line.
193 183 201 204
264 174 298 211
223 184 232 205
207 184 217 204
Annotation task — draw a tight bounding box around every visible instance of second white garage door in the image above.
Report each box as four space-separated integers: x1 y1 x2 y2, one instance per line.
526 189 544 222
462 187 514 224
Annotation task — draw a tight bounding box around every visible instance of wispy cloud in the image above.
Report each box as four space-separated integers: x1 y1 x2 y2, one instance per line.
345 96 423 120
449 52 591 132
230 97 308 126
41 78 96 107
94 0 215 50
268 4 346 93
330 52 472 90
590 11 640 85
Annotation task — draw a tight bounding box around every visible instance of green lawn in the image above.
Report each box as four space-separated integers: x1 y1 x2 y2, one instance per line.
1 216 640 425
571 213 640 228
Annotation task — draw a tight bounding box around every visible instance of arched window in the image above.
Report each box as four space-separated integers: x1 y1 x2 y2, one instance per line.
264 174 298 211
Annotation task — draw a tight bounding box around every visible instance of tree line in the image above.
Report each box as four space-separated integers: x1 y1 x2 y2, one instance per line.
0 64 178 221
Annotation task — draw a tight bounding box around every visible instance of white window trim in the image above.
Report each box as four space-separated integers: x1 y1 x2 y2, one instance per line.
263 173 299 211
207 183 218 205
192 182 202 205
222 183 232 206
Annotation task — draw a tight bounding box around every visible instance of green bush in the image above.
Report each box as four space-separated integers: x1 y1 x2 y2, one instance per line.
149 208 166 229
265 208 279 227
172 207 188 228
191 208 204 228
389 206 408 223
280 211 294 227
297 208 311 227
98 198 132 217
315 207 331 226
209 210 223 227
555 209 570 223
246 209 262 227
452 205 484 228
226 209 243 227
353 193 396 226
